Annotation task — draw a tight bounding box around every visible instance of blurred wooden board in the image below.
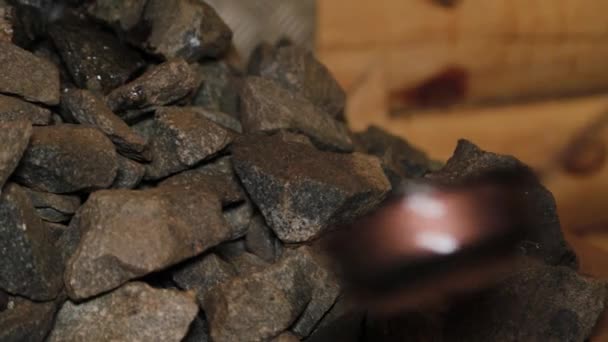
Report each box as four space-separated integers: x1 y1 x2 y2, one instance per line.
318 0 608 110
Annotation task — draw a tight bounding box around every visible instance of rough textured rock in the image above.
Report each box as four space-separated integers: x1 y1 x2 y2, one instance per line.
193 61 240 117
62 89 147 159
0 42 60 105
14 124 118 193
159 168 244 205
111 155 145 189
187 106 242 133
0 94 51 125
65 186 233 300
427 140 578 267
24 188 81 223
0 183 63 300
0 296 58 342
145 106 235 180
214 239 247 260
250 45 346 120
443 260 607 341
173 253 236 306
228 251 270 276
232 133 391 242
245 215 283 263
137 0 232 61
48 282 198 342
204 247 339 342
0 120 31 191
87 0 147 31
240 77 352 151
106 58 199 113
49 22 145 93
355 125 433 186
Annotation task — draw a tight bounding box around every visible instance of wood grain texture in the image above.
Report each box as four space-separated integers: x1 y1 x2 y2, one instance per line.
318 0 608 110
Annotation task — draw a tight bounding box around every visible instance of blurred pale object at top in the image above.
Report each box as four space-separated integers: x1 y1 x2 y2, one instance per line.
317 0 608 114
205 0 316 60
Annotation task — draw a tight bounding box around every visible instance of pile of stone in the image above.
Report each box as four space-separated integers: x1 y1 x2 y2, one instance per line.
0 1 605 341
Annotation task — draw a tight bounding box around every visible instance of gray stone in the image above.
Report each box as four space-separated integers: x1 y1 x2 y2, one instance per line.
14 124 118 193
173 253 236 307
214 239 247 260
232 133 391 243
47 221 80 264
0 183 63 300
48 282 198 342
354 125 432 186
0 42 60 105
87 0 147 31
0 120 31 192
111 155 145 189
250 45 346 120
443 260 608 342
49 22 145 93
245 215 283 263
106 58 199 113
24 188 81 223
240 77 352 151
0 296 58 342
193 61 240 117
65 185 233 300
0 94 51 125
145 106 235 180
427 140 578 267
204 247 339 342
62 89 147 159
137 0 232 61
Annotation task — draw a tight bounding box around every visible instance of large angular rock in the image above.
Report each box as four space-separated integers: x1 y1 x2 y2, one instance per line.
203 247 338 341
173 253 237 306
0 42 60 105
14 125 118 193
240 77 352 151
443 260 607 341
0 120 31 191
355 125 433 186
65 185 234 300
145 106 235 180
87 0 147 31
0 94 51 125
106 58 199 113
232 134 391 243
48 282 198 342
0 183 63 300
250 45 346 120
183 315 211 342
137 0 232 61
0 296 58 342
204 247 339 342
427 140 577 267
24 188 81 223
49 22 145 93
62 89 147 159
193 61 240 117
